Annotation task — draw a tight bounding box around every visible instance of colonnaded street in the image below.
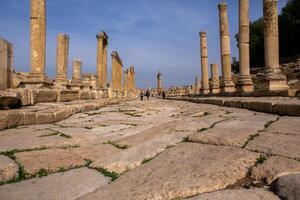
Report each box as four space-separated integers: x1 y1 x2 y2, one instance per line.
0 98 299 200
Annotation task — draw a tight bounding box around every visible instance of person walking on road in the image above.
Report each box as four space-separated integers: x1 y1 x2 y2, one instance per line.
140 91 144 101
145 90 150 100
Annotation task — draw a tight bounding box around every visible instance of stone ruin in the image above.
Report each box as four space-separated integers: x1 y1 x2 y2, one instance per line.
163 0 299 98
0 0 138 110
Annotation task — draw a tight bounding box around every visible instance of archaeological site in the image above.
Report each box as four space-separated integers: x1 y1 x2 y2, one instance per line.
0 0 299 199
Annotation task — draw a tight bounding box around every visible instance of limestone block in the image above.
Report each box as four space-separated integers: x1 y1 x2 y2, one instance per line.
7 110 24 128
0 114 8 130
243 100 273 113
80 143 258 200
267 116 300 135
54 108 72 122
188 188 280 200
273 102 300 116
271 173 300 200
35 90 58 103
0 168 110 200
224 99 243 108
0 155 18 183
204 98 225 106
58 90 79 102
24 112 36 125
252 156 300 184
79 91 90 100
36 112 55 124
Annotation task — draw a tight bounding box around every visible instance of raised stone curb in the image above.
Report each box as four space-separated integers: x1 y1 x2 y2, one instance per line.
0 98 134 131
166 97 300 116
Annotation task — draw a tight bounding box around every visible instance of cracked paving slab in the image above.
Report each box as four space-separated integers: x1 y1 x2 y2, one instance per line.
0 168 110 200
80 143 259 200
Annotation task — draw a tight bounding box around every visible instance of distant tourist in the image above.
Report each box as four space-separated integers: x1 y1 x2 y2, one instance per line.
140 91 144 101
162 91 166 99
145 90 150 100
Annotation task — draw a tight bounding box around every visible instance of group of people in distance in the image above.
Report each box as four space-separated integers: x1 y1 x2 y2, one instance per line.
140 89 166 101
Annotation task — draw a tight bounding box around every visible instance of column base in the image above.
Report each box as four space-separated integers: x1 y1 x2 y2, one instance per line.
21 74 53 89
200 89 210 95
257 73 289 92
221 81 236 94
236 77 254 93
210 88 220 95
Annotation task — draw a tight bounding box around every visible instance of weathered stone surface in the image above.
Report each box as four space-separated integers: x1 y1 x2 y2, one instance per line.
188 188 280 200
267 116 300 135
246 132 300 160
273 102 300 116
188 117 267 147
252 156 300 184
0 96 21 109
0 168 110 200
0 114 8 130
0 155 18 182
15 148 85 176
81 143 259 200
243 100 273 113
271 173 300 200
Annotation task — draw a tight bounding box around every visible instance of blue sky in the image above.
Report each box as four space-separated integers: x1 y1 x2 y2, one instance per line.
0 0 288 88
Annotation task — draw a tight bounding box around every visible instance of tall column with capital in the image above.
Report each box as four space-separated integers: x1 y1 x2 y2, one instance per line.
200 32 210 95
237 0 254 93
30 0 46 80
218 3 235 93
261 0 288 91
97 32 108 89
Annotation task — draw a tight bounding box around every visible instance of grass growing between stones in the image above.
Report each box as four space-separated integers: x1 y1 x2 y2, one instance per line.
93 167 119 182
256 155 267 164
242 133 260 148
103 140 130 150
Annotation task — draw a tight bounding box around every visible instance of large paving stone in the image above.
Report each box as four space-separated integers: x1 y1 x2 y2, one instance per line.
15 144 121 176
91 135 182 174
15 148 86 176
0 168 110 200
0 155 18 182
188 118 266 147
81 143 259 200
0 127 77 152
187 188 280 200
267 116 300 135
252 156 300 184
246 132 300 160
271 173 300 200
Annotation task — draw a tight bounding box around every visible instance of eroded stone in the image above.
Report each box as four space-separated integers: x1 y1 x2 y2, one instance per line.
0 155 18 182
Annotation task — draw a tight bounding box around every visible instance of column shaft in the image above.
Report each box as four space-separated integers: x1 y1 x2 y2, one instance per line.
97 32 108 89
56 34 69 82
262 0 289 91
238 0 254 92
210 64 220 95
200 32 210 95
30 0 46 78
218 3 235 93
72 59 82 83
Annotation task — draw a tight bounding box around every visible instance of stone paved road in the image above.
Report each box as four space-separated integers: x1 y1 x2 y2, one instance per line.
0 98 299 200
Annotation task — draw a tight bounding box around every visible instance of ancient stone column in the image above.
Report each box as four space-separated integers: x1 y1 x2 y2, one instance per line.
96 32 108 89
237 0 254 93
72 59 82 84
111 51 122 90
123 69 129 89
218 3 235 93
210 64 220 95
30 0 46 80
55 34 69 83
130 66 136 90
195 77 200 95
200 32 210 95
157 71 162 95
1 39 14 90
262 0 289 91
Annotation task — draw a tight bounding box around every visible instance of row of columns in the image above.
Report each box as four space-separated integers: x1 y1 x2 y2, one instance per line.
29 0 135 91
199 0 288 95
